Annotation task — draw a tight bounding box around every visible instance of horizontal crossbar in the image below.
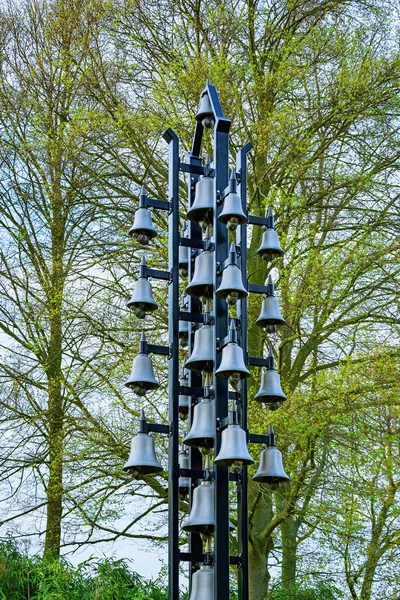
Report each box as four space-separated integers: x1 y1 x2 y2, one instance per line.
146 268 171 281
248 433 269 445
146 197 170 211
147 343 169 356
248 215 270 226
248 283 269 295
248 356 269 367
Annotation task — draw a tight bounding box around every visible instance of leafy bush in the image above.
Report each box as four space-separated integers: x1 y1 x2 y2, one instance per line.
270 579 344 600
0 540 170 600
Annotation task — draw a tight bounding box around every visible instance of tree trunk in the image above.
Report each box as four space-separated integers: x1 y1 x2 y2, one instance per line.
44 285 64 557
44 180 65 557
280 516 297 589
249 541 271 600
44 378 63 557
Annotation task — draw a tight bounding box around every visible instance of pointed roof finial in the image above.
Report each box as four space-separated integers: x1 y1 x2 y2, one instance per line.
229 241 236 253
140 254 146 266
140 185 147 196
230 318 236 330
230 169 236 180
140 331 146 342
140 407 146 420
267 274 273 285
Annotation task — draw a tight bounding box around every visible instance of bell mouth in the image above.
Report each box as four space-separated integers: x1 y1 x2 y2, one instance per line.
255 394 285 403
125 381 159 395
123 464 163 477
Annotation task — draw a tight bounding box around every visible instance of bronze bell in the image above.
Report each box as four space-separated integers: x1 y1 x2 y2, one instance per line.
179 368 191 420
186 228 214 302
129 186 157 245
256 274 285 331
123 409 163 478
125 332 160 396
185 323 214 374
214 403 254 467
189 565 214 600
257 208 284 261
255 347 286 407
253 425 289 485
178 443 191 499
218 170 247 231
179 221 190 277
127 255 158 318
183 389 214 453
195 92 215 129
215 320 250 387
187 157 214 227
216 242 248 305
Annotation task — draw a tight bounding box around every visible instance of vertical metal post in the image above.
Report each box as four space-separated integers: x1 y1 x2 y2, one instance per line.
163 128 180 600
186 150 204 589
207 82 231 599
236 142 253 600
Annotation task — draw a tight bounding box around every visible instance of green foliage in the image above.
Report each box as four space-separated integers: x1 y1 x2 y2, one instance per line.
0 540 170 600
270 579 344 600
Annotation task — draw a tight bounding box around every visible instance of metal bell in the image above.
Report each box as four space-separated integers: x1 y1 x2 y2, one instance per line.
189 565 214 600
214 403 254 467
179 368 191 420
186 228 214 302
256 274 285 331
183 480 214 533
178 443 191 499
185 323 214 374
183 477 235 533
195 92 215 129
218 170 247 230
187 157 214 226
183 391 214 453
123 409 163 478
215 320 250 386
257 208 284 261
179 221 190 277
216 242 248 305
125 332 160 396
253 425 289 484
129 186 157 245
179 295 190 348
255 347 286 406
127 255 158 318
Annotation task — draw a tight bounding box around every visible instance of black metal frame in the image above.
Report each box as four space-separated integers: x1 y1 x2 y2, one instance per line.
135 81 279 599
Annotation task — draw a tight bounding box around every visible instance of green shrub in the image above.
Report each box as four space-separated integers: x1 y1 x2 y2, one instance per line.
270 579 344 600
0 540 170 600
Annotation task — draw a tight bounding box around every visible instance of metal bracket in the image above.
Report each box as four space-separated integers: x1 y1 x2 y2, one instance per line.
179 310 204 323
146 422 170 435
248 283 269 295
216 416 229 432
248 356 270 368
180 162 215 177
248 215 271 227
179 385 204 397
146 197 171 211
147 343 170 357
179 237 205 250
145 267 171 281
248 433 269 445
179 467 208 480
